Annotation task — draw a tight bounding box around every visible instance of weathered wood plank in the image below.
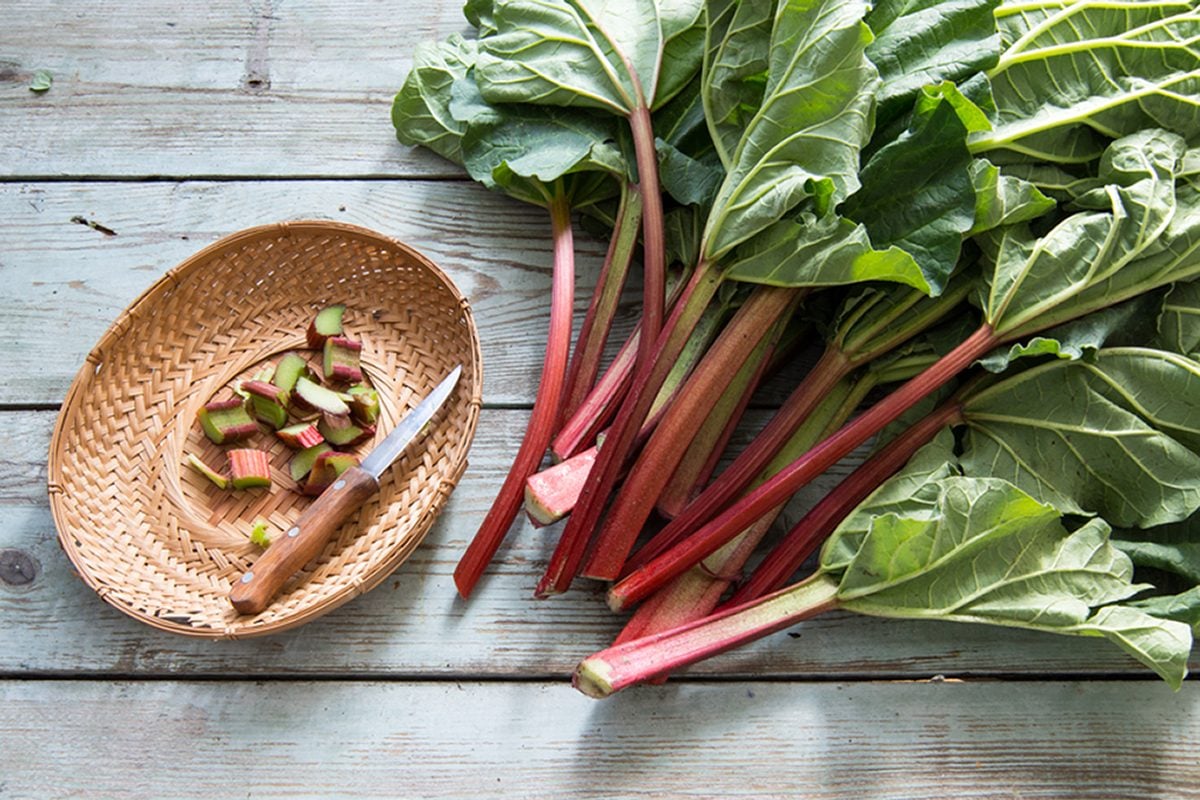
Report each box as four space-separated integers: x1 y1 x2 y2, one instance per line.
1 0 470 178
2 680 1196 799
0 180 620 406
6 408 1189 679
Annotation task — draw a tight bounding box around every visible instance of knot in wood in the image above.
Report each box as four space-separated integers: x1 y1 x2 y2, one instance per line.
0 549 38 586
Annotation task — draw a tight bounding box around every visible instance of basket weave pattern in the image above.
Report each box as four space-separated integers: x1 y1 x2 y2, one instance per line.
49 222 482 638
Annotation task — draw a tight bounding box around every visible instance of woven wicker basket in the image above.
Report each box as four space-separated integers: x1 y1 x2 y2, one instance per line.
48 221 482 638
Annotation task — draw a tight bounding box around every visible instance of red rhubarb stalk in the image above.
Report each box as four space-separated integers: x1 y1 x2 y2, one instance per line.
559 186 643 424
536 260 724 597
576 572 842 698
553 326 639 462
606 324 999 611
725 398 965 606
628 103 666 366
454 190 576 598
581 285 802 580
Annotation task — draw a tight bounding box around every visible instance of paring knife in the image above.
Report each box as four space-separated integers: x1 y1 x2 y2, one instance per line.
229 364 463 615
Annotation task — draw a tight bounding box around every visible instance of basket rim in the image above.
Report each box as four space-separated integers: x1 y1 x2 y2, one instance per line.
47 219 483 639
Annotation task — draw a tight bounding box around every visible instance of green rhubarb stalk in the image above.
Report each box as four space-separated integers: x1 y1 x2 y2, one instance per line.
307 304 346 348
186 453 230 490
197 398 258 444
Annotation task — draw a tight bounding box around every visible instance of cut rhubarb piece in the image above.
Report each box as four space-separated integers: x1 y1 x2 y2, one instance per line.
307 304 346 348
347 385 380 425
228 449 272 490
293 376 351 416
274 352 311 394
249 519 274 548
242 380 290 429
275 422 324 449
185 453 229 489
318 412 374 448
323 336 363 383
290 443 333 482
197 398 257 444
525 447 598 527
303 451 359 495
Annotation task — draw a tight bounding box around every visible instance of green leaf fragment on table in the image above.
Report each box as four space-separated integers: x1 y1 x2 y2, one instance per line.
392 34 476 165
823 475 1191 688
702 0 880 262
30 69 52 93
961 349 1200 528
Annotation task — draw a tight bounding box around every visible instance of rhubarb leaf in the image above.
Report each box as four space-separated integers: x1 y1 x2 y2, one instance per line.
392 34 477 165
842 87 979 294
967 158 1056 235
1131 587 1200 631
976 0 1200 164
1113 516 1200 584
1155 280 1200 359
474 0 704 114
865 0 1002 130
703 0 879 261
702 0 773 168
722 213 929 291
656 139 723 207
979 130 1185 337
830 476 1191 688
977 291 1165 373
960 349 1200 528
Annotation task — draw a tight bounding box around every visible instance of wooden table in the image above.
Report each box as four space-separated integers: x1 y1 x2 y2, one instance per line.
3 3 1197 797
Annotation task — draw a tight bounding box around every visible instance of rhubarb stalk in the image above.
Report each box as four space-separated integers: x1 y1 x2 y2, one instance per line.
576 573 842 698
581 285 802 580
559 186 643 424
607 324 999 611
454 189 576 598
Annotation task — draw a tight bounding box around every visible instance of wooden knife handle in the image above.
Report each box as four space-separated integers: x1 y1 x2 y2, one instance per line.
229 466 379 615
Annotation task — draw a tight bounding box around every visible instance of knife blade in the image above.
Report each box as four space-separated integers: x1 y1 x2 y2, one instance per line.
229 364 462 615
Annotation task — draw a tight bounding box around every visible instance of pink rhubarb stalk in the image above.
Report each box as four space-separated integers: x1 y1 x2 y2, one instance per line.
559 186 643 424
580 286 801 580
454 191 576 598
552 326 639 462
725 398 965 606
606 324 999 611
575 572 841 698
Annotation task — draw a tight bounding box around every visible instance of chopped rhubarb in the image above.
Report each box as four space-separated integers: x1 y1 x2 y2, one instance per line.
307 304 346 348
525 447 597 527
318 412 374 448
275 422 324 449
323 336 363 383
293 376 351 416
197 398 257 444
242 380 289 429
249 519 274 548
274 352 311 394
303 451 359 495
185 453 229 489
290 443 333 482
228 449 272 490
347 384 380 425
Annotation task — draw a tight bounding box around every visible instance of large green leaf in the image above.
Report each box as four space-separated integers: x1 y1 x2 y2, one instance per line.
865 0 1002 130
976 0 1200 163
721 213 929 290
702 0 773 168
820 428 957 572
1132 586 1200 631
702 0 879 262
960 349 1200 528
842 88 979 293
474 0 704 115
830 476 1191 687
1155 279 1200 359
391 34 477 165
978 130 1185 336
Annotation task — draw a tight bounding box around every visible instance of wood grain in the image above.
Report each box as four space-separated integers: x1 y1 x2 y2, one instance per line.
1 0 471 178
6 409 1192 679
0 180 619 406
2 680 1197 799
